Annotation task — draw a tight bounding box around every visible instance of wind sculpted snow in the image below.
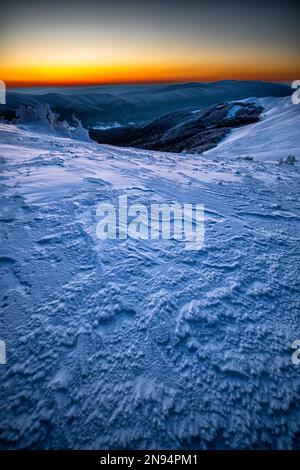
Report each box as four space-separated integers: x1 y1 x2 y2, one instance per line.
0 105 299 448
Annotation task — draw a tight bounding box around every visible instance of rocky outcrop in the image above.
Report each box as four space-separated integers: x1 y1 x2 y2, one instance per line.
90 101 263 153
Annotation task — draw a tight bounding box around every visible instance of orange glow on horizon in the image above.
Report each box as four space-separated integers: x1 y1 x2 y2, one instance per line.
2 29 300 88
3 62 300 88
3 42 299 88
2 25 299 88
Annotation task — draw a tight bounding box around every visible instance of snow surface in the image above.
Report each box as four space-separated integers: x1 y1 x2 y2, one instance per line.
0 96 299 449
205 96 300 161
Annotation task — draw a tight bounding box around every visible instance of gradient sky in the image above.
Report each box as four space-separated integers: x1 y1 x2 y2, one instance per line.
1 0 300 87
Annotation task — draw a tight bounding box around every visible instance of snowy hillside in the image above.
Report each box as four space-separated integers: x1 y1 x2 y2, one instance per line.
91 100 264 153
0 111 299 449
205 96 300 161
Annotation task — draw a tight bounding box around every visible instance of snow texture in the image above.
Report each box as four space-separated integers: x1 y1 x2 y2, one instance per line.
0 96 299 449
205 97 300 161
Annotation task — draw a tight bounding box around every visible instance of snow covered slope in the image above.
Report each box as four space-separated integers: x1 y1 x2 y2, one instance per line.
0 120 299 449
205 96 300 161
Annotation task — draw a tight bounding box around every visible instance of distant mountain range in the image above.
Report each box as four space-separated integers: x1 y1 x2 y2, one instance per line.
3 80 291 127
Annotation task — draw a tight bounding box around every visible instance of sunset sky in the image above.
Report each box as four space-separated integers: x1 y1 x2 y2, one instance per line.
1 0 300 87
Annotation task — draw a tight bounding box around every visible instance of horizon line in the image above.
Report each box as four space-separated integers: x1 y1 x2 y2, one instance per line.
5 77 293 89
